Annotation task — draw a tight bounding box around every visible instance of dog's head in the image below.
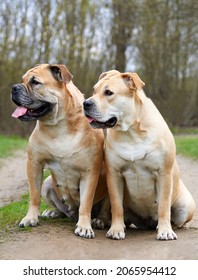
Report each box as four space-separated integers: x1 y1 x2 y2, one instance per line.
83 70 145 130
11 64 72 122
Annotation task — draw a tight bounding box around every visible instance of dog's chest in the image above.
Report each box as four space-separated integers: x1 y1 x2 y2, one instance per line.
110 140 165 218
45 160 80 187
115 141 148 162
44 137 89 188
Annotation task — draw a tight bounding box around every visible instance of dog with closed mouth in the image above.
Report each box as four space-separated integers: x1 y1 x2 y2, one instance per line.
11 64 107 238
83 70 196 240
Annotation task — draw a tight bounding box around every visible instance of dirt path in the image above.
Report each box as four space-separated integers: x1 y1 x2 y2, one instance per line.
0 150 27 208
0 152 197 260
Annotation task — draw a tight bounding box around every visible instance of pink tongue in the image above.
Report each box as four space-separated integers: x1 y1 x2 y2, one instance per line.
12 107 28 118
87 117 95 123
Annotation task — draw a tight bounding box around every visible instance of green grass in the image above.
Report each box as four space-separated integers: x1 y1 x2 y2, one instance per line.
0 194 45 234
175 136 198 159
0 194 30 233
0 193 75 240
0 135 27 158
0 194 50 228
171 126 198 135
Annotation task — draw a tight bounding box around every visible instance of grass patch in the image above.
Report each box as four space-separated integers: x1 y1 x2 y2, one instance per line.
0 194 29 232
171 126 198 135
0 135 27 158
0 193 55 227
175 136 198 159
0 193 48 233
0 193 75 241
0 193 30 240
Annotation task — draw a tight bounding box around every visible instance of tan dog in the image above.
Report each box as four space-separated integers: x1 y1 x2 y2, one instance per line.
83 70 196 240
11 64 107 238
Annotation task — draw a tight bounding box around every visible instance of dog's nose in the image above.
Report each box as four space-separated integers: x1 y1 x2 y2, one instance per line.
11 84 20 101
83 99 93 110
12 84 22 93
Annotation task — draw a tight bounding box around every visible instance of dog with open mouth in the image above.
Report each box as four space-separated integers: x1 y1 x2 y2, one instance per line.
83 70 196 240
11 64 108 238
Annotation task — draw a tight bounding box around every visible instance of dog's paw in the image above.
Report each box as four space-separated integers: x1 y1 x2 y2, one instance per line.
92 218 105 229
106 227 125 240
19 215 39 227
75 225 95 239
157 229 177 240
41 209 65 219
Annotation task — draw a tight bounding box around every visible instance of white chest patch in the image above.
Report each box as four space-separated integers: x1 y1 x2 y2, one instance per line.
121 143 146 161
111 140 149 162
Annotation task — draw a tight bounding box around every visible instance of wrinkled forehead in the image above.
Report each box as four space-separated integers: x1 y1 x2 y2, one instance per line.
93 73 124 93
22 64 50 82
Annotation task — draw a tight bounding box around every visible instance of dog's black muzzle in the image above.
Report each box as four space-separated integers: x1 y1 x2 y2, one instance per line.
11 84 34 107
11 83 53 122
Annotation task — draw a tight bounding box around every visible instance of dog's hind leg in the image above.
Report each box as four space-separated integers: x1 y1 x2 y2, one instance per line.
171 180 196 227
41 176 78 220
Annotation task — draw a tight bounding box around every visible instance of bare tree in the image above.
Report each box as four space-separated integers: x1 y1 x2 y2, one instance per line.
110 0 137 71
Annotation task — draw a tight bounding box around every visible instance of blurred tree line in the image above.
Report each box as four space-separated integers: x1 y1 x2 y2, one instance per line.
0 0 198 136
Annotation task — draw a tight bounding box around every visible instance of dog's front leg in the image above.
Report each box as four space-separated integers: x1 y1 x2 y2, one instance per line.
157 172 177 240
19 158 43 227
106 170 125 240
75 171 99 238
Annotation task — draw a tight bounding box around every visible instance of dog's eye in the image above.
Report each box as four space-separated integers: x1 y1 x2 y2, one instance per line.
31 77 41 86
104 90 114 96
32 80 40 85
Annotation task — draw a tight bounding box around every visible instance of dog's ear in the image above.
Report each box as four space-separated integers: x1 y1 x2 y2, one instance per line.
49 64 73 84
122 73 145 90
99 70 120 80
